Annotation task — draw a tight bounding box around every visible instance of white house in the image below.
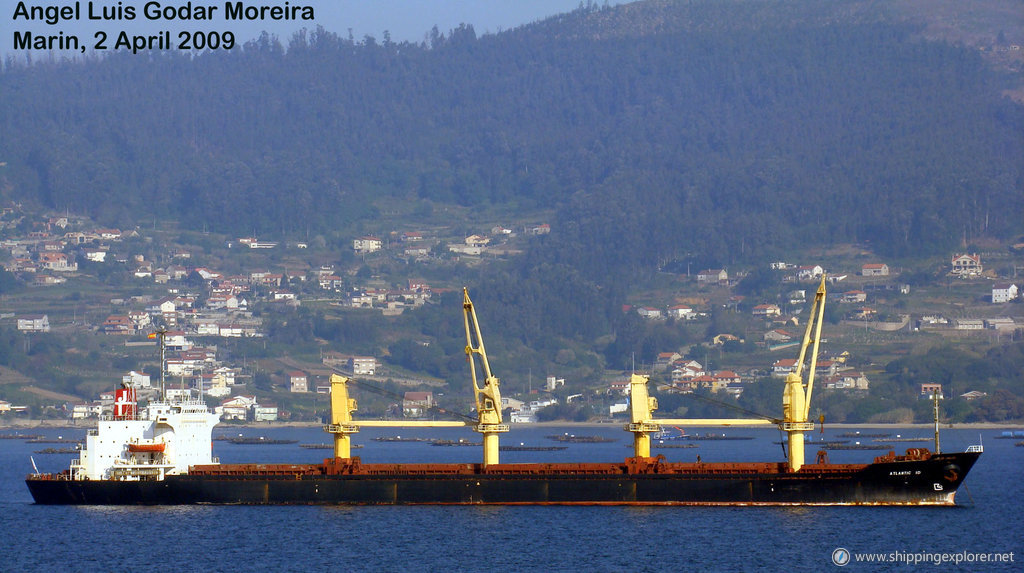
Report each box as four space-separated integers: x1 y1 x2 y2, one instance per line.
637 307 663 320
797 265 824 281
950 254 982 276
349 356 377 375
992 283 1018 303
122 371 151 388
353 236 382 253
221 395 257 420
667 305 695 319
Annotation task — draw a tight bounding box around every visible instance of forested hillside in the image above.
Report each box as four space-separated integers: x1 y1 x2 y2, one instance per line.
1 0 1020 266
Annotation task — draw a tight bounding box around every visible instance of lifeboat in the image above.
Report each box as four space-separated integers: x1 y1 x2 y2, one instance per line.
128 442 165 453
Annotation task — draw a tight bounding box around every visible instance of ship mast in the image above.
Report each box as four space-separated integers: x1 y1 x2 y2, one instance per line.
147 326 168 400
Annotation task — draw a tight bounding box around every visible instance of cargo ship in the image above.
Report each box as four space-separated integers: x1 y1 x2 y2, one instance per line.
26 281 982 506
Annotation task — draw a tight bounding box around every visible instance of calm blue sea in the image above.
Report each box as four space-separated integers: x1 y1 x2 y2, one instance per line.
2 425 1021 572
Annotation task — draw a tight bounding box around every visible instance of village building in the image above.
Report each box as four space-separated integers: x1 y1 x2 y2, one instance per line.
841 290 867 304
353 236 382 253
102 315 135 335
796 265 824 281
772 358 798 377
37 252 77 272
402 392 434 418
919 383 943 400
667 304 695 319
122 371 151 388
950 254 982 276
637 306 663 320
696 269 728 284
289 371 308 393
253 403 279 422
17 314 49 332
861 263 889 276
753 304 781 317
220 395 257 420
349 356 377 376
992 283 1018 303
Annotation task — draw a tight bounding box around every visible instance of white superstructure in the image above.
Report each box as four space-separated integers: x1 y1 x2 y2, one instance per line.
70 395 220 481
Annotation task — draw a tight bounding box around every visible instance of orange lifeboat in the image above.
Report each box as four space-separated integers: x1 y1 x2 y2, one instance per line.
128 442 165 453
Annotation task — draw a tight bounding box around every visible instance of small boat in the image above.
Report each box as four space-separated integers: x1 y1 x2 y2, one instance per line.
127 442 166 453
500 445 568 451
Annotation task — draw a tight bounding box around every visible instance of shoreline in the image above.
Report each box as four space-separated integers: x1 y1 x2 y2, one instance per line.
2 418 1022 431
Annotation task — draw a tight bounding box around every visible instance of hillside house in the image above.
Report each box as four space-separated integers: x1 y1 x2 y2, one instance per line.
17 314 49 332
763 329 793 343
102 315 135 335
920 383 943 400
861 263 889 276
667 305 695 319
954 319 984 330
637 307 663 320
992 283 1018 303
464 235 491 247
353 236 382 253
841 290 867 304
349 356 377 375
753 304 781 317
985 317 1017 331
253 403 279 422
797 265 824 281
696 269 728 284
772 358 798 377
654 352 682 371
950 254 982 276
608 379 630 396
122 371 151 388
37 252 77 272
221 395 257 420
403 392 434 418
289 371 308 393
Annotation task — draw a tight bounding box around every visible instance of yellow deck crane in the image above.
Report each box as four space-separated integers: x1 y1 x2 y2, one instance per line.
325 288 508 465
779 275 828 471
624 276 828 472
462 287 509 466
